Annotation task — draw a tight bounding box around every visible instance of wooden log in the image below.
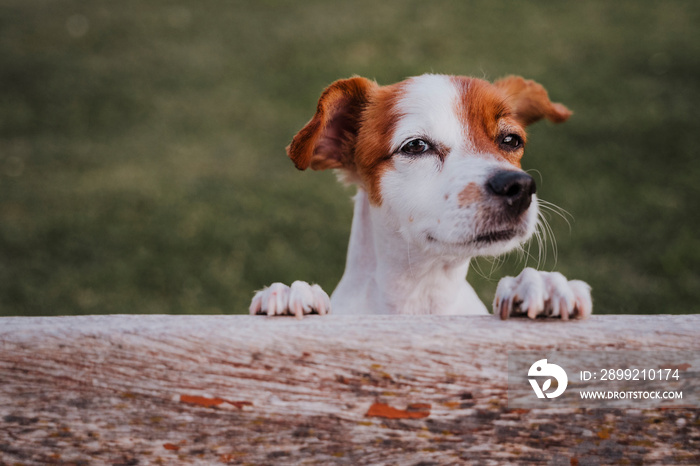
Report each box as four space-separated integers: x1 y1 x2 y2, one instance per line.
1 315 698 464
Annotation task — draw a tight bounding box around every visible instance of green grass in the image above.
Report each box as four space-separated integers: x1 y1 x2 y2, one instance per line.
1 0 699 316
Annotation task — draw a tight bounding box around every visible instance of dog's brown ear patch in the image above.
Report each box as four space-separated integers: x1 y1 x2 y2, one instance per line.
494 76 572 126
287 77 378 171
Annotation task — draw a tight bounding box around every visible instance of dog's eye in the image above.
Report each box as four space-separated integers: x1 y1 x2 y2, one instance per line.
500 134 523 151
400 139 430 155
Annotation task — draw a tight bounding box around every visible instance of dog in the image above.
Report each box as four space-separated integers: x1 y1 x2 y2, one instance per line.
249 74 592 319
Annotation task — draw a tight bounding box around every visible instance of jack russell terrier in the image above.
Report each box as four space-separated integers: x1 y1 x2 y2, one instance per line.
249 74 592 319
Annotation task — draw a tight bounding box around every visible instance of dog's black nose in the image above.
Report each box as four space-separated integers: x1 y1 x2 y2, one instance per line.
487 170 536 217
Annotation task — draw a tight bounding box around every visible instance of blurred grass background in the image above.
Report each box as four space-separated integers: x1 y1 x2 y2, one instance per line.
1 0 698 316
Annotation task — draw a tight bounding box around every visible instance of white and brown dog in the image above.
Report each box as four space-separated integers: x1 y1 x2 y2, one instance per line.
249 74 592 319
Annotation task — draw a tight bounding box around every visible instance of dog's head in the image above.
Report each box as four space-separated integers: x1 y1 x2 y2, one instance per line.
287 74 571 258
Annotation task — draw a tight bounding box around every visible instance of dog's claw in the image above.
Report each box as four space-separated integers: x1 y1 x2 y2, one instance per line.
494 268 592 320
498 298 510 320
250 281 331 317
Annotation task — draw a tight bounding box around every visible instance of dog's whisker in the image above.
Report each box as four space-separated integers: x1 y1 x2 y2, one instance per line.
539 199 573 233
536 210 559 269
526 218 545 270
522 236 541 269
493 253 507 274
538 219 549 267
525 168 544 187
531 225 544 269
537 218 549 266
549 223 559 265
470 257 489 281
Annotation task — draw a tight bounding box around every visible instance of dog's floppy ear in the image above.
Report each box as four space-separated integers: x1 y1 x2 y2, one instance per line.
287 77 377 171
494 76 572 126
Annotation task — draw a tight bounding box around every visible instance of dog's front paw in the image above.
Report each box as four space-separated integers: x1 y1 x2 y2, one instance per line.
494 268 592 320
249 281 331 318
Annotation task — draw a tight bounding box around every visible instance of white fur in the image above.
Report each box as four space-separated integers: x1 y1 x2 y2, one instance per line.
390 74 466 152
250 74 591 319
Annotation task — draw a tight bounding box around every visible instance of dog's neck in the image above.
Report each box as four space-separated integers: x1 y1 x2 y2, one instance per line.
330 189 488 315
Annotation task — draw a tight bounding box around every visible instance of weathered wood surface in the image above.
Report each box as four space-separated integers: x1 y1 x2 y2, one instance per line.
1 314 699 465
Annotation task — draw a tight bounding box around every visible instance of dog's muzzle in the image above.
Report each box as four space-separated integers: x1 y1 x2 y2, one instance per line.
486 170 536 218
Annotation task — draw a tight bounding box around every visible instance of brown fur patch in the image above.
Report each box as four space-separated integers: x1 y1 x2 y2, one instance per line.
451 76 526 167
493 75 572 126
457 182 482 207
286 77 378 171
354 82 405 205
285 77 403 206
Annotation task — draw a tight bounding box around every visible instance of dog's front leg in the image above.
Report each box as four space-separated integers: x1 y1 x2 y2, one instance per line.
494 268 592 320
249 281 331 318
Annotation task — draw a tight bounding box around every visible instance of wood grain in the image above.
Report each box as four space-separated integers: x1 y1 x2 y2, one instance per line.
1 315 699 464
